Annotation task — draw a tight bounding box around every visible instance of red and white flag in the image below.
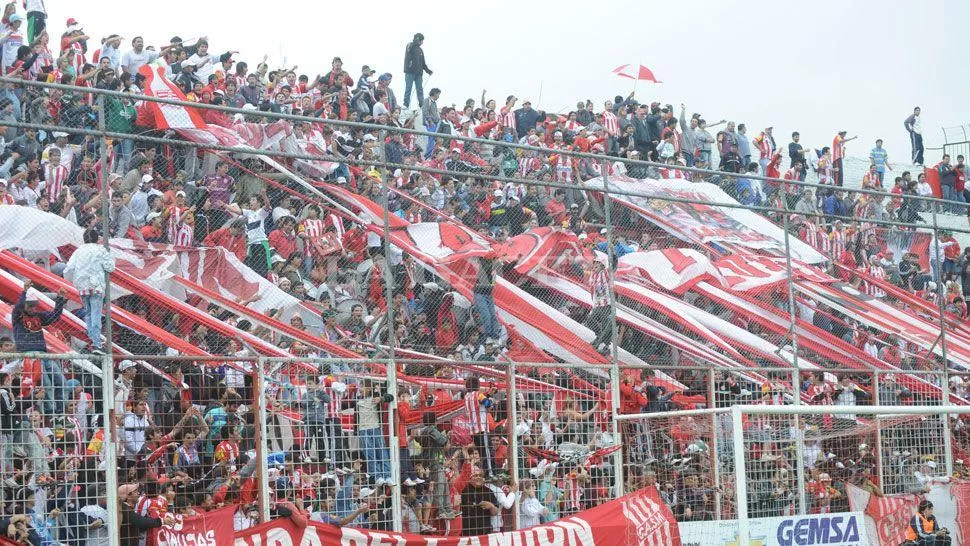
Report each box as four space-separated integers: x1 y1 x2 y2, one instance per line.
137 65 207 130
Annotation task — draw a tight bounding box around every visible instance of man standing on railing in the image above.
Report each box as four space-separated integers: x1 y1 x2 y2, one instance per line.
402 33 432 109
63 228 115 355
905 106 924 166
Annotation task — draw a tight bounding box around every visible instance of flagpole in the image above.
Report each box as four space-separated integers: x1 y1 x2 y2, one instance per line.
632 60 641 96
537 80 543 110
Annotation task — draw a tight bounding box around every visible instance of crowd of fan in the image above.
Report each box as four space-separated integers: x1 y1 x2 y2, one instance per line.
0 4 966 544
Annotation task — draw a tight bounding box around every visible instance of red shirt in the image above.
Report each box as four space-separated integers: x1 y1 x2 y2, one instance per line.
267 229 298 258
203 226 248 261
832 135 845 161
544 199 567 226
342 228 367 261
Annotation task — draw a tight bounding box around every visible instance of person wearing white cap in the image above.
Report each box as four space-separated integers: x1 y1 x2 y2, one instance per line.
128 174 160 226
63 228 115 355
61 18 89 74
45 132 75 169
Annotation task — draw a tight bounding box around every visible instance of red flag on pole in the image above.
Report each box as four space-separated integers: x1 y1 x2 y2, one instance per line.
612 64 662 83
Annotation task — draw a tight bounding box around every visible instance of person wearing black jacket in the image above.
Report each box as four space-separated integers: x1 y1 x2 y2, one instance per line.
402 33 432 109
119 483 170 546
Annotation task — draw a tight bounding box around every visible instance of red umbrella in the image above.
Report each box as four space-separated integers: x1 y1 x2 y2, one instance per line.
612 64 662 83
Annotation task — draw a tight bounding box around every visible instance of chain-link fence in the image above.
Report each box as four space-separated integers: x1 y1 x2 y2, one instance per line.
0 75 967 544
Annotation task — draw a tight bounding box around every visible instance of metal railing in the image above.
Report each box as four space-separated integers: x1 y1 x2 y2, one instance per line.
0 76 965 543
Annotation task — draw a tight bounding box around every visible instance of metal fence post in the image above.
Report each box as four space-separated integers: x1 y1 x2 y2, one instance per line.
931 209 954 477
601 161 624 497
873 371 886 492
380 165 402 531
102 352 119 546
706 368 722 517
732 405 749 544
781 199 808 514
507 360 520 529
256 357 271 522
95 96 120 546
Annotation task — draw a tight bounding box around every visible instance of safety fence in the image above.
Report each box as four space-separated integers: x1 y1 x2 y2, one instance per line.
0 77 967 543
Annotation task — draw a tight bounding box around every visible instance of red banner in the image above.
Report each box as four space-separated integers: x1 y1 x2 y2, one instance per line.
235 487 680 546
155 505 236 546
947 480 970 543
846 483 919 546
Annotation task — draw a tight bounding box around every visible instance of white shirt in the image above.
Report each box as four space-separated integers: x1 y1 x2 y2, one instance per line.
44 144 76 169
100 44 122 72
187 53 215 81
911 115 922 135
121 48 158 74
520 497 545 528
63 243 116 295
0 28 23 71
24 0 46 14
128 188 162 225
21 183 42 208
242 207 270 243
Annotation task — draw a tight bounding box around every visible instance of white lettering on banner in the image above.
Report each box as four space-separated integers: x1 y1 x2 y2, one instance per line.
534 526 563 546
157 529 217 546
299 526 323 546
265 527 293 546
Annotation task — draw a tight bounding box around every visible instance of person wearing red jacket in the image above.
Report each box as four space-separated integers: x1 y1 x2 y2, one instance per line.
268 215 298 258
202 217 247 261
341 224 367 262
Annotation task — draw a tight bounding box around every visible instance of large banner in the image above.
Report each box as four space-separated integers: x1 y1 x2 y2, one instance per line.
156 505 237 546
678 513 868 546
617 249 833 295
845 483 959 546
584 175 826 264
235 488 680 546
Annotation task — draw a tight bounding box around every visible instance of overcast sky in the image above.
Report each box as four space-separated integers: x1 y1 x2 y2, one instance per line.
47 0 968 162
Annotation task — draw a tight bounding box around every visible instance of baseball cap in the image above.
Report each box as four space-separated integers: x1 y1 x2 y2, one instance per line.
52 131 68 138
118 360 137 372
8 14 22 23
118 484 139 498
175 190 186 198
141 174 154 185
451 147 461 153
146 212 162 223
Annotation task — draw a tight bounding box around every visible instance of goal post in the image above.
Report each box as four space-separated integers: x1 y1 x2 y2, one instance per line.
731 404 970 545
